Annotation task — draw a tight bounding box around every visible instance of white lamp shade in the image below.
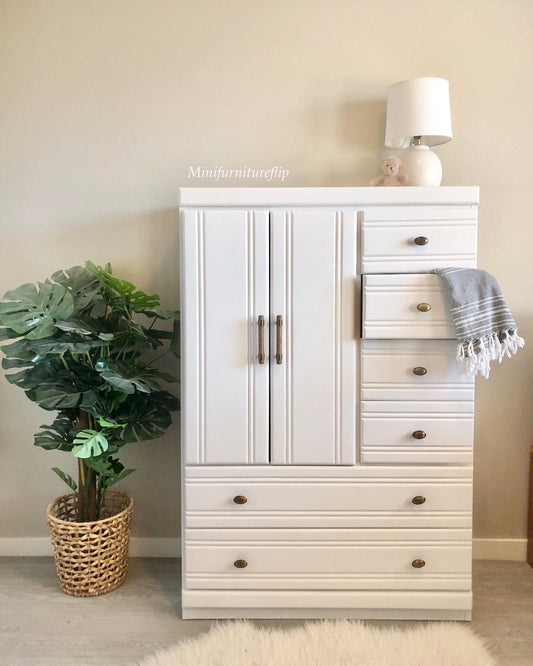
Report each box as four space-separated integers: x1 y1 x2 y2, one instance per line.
385 77 453 149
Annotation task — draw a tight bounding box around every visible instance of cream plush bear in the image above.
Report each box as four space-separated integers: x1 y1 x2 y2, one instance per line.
370 156 409 186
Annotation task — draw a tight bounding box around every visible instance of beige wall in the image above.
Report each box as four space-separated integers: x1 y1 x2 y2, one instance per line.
1 0 532 543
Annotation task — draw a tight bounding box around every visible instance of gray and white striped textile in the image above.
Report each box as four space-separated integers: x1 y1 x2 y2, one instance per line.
433 268 524 378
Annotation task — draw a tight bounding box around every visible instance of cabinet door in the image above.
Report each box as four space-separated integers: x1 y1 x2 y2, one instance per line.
270 210 357 464
180 209 269 464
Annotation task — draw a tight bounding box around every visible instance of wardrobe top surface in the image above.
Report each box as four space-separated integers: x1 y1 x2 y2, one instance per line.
178 186 479 208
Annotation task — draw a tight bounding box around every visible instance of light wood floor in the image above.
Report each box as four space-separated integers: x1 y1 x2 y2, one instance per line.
0 558 532 665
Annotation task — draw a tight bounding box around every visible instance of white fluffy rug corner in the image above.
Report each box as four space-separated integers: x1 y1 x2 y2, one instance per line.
137 620 497 666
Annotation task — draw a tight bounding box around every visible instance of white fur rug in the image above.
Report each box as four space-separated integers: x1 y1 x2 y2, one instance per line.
138 620 496 666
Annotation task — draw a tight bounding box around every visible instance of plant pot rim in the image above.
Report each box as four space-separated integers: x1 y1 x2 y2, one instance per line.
46 489 133 527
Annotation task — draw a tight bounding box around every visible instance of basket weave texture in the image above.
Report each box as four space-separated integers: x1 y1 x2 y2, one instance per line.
46 490 133 597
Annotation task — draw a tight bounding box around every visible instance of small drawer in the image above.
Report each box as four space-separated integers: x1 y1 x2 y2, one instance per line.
362 273 455 339
361 340 474 401
361 206 477 274
361 401 474 465
185 538 471 589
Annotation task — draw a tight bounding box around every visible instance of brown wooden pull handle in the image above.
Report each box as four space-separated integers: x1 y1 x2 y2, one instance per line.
412 559 426 568
414 236 429 246
234 559 248 568
233 495 247 505
412 430 427 440
276 315 283 364
411 496 426 505
258 315 265 364
417 303 431 312
412 366 428 376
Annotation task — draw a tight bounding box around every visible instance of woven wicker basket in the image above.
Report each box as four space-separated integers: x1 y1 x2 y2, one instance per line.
46 490 133 597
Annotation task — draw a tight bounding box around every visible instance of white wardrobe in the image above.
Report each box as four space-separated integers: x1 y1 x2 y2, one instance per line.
179 186 478 620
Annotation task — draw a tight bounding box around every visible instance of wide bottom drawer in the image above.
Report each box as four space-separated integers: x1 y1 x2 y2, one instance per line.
185 539 471 590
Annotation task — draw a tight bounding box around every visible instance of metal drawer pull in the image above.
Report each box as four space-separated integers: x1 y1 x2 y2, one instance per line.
417 302 431 312
414 236 429 246
275 315 283 364
234 559 248 568
412 559 426 569
411 496 426 505
412 430 427 440
412 366 428 376
258 315 265 364
233 495 247 505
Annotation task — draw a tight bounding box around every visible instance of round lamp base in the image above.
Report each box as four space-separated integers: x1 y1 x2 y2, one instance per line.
400 145 442 186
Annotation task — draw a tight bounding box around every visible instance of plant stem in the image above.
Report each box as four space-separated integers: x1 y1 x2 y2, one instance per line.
78 458 85 486
76 408 97 521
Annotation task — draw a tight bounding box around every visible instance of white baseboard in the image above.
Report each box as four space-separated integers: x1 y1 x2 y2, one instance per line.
472 538 527 561
0 538 52 556
0 537 527 561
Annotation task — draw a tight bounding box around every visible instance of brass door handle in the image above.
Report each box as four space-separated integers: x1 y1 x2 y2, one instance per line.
411 496 426 505
414 236 429 246
233 495 247 505
417 303 431 312
412 366 428 376
258 315 265 364
276 315 283 364
412 430 427 440
412 559 426 568
234 559 248 568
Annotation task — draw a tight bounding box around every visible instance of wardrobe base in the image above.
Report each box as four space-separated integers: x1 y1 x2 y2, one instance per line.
183 608 472 621
182 589 472 621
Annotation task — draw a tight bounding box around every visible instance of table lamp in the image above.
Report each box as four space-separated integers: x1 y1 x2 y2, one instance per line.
385 77 452 186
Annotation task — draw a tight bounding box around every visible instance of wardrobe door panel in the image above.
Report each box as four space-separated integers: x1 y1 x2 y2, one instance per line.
270 210 357 465
180 209 269 464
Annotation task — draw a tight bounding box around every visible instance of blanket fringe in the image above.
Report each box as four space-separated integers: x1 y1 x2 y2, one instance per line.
457 329 525 379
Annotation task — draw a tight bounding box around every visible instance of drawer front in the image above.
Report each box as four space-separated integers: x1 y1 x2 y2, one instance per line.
361 340 474 401
185 540 471 589
185 480 472 514
360 405 474 465
361 206 477 274
362 273 455 339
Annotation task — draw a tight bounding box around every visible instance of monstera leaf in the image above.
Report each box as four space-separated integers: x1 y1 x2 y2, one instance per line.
51 266 102 314
8 360 102 410
86 261 160 313
86 456 134 488
95 359 176 394
54 319 114 341
52 467 77 491
0 281 74 339
112 390 179 442
34 411 77 451
71 429 109 458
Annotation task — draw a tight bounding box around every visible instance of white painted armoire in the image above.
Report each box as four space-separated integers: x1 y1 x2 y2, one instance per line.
179 187 478 620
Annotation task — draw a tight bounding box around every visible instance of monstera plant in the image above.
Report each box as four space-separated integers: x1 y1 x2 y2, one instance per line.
0 261 179 522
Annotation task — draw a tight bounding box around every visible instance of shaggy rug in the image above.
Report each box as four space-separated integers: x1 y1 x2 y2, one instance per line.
137 620 497 666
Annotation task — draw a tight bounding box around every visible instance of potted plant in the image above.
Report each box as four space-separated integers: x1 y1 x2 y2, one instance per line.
0 261 179 596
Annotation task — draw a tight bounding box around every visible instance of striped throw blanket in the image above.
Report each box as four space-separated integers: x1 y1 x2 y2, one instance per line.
433 268 524 378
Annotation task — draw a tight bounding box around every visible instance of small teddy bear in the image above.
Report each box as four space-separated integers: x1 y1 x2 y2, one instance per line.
370 156 409 186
